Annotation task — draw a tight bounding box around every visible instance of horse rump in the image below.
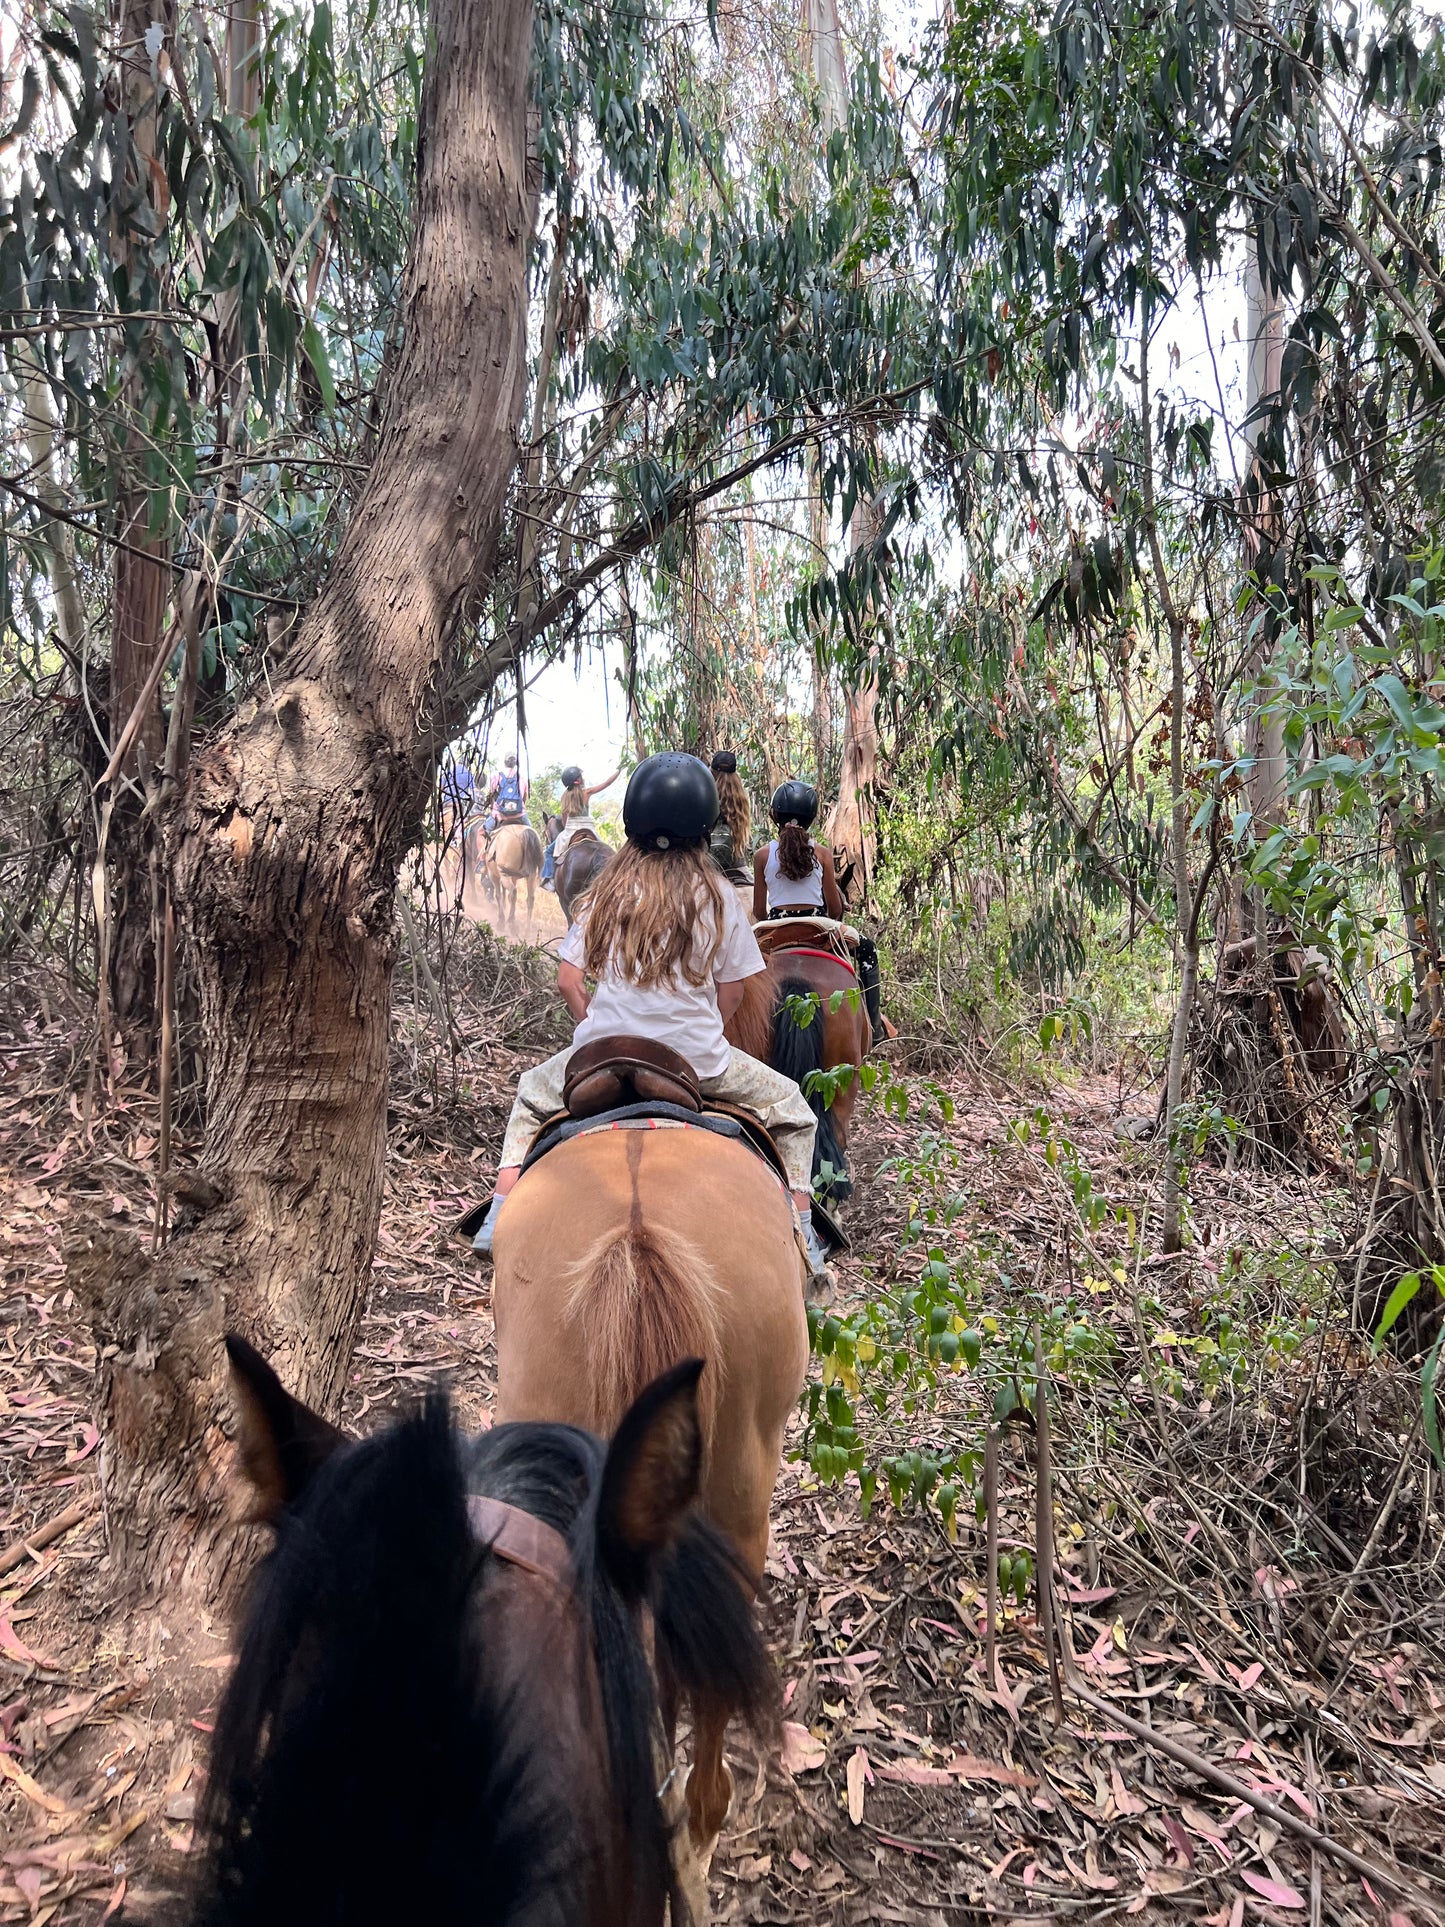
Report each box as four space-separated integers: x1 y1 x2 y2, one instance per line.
771 974 849 1200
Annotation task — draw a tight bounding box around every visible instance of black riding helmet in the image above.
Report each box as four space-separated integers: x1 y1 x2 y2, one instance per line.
560 764 584 788
770 779 819 828
623 753 719 849
710 750 737 774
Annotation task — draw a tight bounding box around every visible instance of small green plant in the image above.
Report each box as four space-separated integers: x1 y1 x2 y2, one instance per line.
1373 1266 1445 1471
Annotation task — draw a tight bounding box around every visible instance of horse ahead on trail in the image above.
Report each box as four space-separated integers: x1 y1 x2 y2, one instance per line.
554 821 611 923
726 939 871 1200
197 1338 776 1927
491 1117 809 1918
484 819 543 929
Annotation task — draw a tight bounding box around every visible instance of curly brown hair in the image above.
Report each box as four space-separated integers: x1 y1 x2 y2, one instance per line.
774 822 818 882
582 840 727 988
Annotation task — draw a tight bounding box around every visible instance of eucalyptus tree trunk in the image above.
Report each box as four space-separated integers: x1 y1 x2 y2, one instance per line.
806 0 879 899
17 334 86 665
1138 321 1195 1256
106 0 174 1037
71 0 537 1603
1242 252 1287 875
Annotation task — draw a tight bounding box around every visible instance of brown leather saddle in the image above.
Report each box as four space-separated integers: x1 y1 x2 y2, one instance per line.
562 1034 701 1118
753 915 855 967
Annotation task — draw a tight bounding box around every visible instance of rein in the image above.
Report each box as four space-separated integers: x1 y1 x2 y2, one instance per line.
468 1495 682 1811
466 1494 572 1585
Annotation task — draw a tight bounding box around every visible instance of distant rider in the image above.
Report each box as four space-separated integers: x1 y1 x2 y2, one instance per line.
755 779 886 1043
484 753 529 834
541 763 620 890
754 780 845 921
708 750 752 883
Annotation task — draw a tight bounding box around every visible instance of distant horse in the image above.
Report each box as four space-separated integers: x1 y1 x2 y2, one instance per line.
556 830 612 923
727 946 870 1199
484 820 542 929
492 1128 809 1918
204 1336 776 1927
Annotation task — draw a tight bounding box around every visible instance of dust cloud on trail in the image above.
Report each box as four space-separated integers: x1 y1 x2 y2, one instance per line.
432 842 570 952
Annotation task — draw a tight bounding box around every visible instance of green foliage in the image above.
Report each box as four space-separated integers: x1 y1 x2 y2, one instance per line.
1372 1265 1445 1471
799 1089 1124 1532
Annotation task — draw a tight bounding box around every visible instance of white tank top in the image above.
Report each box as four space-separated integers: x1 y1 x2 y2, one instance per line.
765 840 824 909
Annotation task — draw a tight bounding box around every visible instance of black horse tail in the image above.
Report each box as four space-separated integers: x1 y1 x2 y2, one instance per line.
855 934 883 1045
771 974 848 1200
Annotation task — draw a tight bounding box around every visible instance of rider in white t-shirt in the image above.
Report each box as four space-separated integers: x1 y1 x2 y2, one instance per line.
473 754 827 1274
558 886 756 1077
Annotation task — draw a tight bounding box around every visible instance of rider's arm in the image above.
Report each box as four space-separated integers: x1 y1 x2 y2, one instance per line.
819 845 845 919
558 959 589 1022
752 847 769 921
717 977 748 1024
582 767 621 805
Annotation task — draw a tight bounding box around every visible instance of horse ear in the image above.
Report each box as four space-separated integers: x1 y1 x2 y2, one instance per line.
597 1358 705 1596
225 1332 348 1522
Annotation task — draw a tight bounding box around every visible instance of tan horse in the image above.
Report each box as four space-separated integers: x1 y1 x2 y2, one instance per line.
492 1125 808 1918
484 820 542 929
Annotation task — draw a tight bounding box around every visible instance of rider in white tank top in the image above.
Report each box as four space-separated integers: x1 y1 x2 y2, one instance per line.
764 840 824 910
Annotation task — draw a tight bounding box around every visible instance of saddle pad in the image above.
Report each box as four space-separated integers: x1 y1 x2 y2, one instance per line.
772 945 858 976
518 1100 742 1175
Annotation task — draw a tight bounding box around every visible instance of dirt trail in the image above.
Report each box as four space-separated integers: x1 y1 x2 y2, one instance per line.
2 933 1442 1924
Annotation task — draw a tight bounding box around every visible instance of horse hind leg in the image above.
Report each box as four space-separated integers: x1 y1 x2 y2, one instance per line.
684 1693 734 1866
663 1768 711 1927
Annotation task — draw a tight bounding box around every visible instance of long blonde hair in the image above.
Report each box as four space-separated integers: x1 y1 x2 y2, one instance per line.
582 841 726 988
714 769 751 854
560 781 587 819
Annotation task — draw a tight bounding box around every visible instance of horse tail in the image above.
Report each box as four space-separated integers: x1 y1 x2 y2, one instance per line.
564 1224 724 1444
772 973 845 1196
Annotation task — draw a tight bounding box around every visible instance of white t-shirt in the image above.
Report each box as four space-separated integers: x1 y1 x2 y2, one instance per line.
554 816 596 858
559 884 764 1080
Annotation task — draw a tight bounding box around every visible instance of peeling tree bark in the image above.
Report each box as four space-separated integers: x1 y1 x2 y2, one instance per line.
71 0 538 1603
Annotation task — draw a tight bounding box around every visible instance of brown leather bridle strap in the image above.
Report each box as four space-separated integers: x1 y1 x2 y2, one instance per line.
466 1494 572 1586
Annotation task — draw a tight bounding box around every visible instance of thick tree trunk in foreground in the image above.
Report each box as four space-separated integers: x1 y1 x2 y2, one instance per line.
71 0 537 1602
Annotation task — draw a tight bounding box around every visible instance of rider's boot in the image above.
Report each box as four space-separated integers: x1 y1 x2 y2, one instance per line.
472 1195 504 1257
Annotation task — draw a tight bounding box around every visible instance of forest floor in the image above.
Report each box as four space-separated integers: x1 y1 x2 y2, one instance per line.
2 917 1443 1925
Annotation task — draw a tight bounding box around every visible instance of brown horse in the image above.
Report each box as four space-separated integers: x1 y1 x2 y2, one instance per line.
492 1126 809 1920
208 1338 776 1927
726 945 871 1199
484 819 542 929
556 829 612 922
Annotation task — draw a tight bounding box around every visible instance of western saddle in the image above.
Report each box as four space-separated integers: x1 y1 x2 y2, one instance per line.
457 1034 848 1254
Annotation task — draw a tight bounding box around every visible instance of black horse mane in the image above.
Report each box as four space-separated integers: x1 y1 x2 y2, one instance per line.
196 1393 775 1927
